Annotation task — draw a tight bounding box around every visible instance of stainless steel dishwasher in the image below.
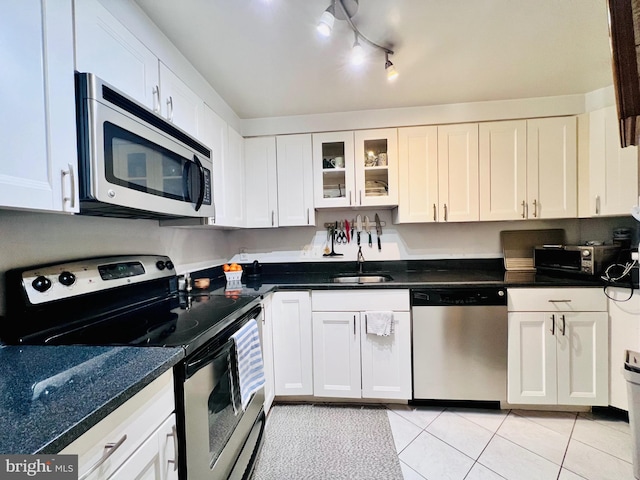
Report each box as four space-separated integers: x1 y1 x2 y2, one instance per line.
412 287 508 406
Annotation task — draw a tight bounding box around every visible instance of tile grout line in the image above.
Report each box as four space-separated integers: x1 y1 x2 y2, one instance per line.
555 412 578 480
462 409 512 480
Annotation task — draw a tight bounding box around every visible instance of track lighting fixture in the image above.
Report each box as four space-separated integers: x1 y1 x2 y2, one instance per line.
385 52 398 80
351 33 364 65
317 0 398 80
317 3 335 37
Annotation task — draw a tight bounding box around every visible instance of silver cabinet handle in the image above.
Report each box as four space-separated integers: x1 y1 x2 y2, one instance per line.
167 96 174 122
532 199 538 218
548 299 571 303
521 200 526 218
354 315 357 336
433 203 437 222
595 195 601 215
167 425 178 472
152 85 160 113
271 210 275 227
550 314 555 336
62 163 76 210
561 314 566 336
349 191 352 206
78 434 127 480
444 204 448 222
307 208 310 224
359 190 362 205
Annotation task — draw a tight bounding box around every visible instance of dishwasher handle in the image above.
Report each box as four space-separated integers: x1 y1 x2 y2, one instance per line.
411 287 507 306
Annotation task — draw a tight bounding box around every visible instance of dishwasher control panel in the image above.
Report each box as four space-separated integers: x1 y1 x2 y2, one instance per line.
411 287 506 306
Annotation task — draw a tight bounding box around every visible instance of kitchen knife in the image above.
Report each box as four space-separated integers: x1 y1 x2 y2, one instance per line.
374 213 382 251
365 216 372 247
345 219 350 243
356 214 362 245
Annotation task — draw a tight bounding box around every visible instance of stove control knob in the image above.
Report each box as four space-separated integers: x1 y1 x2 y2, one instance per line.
156 261 166 270
165 261 174 270
32 276 52 293
58 271 76 287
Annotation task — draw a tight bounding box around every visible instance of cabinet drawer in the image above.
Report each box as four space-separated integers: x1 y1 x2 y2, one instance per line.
312 290 409 311
60 370 174 480
508 288 606 312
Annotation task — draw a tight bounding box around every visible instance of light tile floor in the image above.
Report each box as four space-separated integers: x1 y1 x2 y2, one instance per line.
386 405 635 480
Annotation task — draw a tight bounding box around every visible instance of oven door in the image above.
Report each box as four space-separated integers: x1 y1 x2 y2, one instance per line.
181 333 265 479
78 78 214 218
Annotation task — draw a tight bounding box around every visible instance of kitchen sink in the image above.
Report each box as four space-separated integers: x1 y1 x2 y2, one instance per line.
331 274 393 284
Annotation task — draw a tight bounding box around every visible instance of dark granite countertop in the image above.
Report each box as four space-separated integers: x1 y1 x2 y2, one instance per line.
0 345 184 454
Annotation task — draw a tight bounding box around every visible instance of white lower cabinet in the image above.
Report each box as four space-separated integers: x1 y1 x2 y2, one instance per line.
311 290 412 400
608 288 640 411
60 370 177 480
271 291 313 396
261 293 276 414
507 288 608 406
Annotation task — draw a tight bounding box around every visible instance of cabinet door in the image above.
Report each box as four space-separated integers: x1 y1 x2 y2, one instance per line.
276 135 315 226
526 117 577 219
312 132 356 207
361 311 412 400
608 289 640 411
354 129 399 206
225 127 246 227
0 0 78 213
556 312 608 406
396 126 439 223
508 312 557 404
588 106 638 216
312 312 362 398
159 62 203 140
437 123 479 222
271 291 313 396
261 295 275 414
245 137 279 228
74 0 160 111
479 120 527 221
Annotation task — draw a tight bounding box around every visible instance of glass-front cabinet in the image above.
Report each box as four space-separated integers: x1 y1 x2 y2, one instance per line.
312 128 398 208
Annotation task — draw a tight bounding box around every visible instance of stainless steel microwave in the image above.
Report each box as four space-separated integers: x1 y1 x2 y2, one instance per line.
75 73 214 219
534 244 620 276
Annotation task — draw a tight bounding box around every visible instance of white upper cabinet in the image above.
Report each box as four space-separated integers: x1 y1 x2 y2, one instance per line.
479 117 577 221
225 127 246 227
312 131 356 207
245 137 279 228
437 123 480 222
200 104 227 225
313 129 398 208
158 62 203 140
395 126 440 223
0 0 78 213
276 135 315 226
526 116 577 219
580 106 638 217
354 129 399 207
74 0 160 111
479 120 527 221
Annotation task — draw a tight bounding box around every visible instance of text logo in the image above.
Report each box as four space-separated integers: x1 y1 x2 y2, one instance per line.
0 455 77 479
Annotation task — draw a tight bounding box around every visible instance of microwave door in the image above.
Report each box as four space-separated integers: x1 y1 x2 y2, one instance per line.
85 100 214 218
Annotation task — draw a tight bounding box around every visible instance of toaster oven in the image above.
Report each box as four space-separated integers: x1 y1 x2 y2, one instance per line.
534 245 620 276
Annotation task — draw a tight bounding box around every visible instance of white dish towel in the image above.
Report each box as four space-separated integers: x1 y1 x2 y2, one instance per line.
365 311 394 336
231 319 265 411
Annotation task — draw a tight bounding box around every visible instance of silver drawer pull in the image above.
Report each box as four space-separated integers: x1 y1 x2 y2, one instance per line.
78 434 127 480
548 299 572 303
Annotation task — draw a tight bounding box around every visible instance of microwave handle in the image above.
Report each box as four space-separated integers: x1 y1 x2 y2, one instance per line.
184 155 206 212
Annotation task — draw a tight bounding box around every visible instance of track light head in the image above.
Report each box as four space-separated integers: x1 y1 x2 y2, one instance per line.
351 34 364 65
317 4 336 37
385 52 398 80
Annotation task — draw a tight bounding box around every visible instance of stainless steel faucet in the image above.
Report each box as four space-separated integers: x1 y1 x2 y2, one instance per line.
357 246 365 274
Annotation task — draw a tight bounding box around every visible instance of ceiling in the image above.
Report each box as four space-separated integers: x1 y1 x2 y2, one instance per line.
133 0 614 120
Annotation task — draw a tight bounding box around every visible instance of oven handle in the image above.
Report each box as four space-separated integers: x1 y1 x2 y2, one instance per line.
186 340 231 375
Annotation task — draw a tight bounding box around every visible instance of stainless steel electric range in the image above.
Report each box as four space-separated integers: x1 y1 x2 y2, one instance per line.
1 255 265 480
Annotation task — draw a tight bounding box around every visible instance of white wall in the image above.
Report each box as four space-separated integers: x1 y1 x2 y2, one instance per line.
0 210 232 315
